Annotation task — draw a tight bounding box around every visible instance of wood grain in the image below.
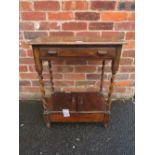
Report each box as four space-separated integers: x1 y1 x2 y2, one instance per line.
31 36 123 127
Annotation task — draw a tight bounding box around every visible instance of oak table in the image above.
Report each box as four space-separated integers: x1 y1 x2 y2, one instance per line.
30 36 125 128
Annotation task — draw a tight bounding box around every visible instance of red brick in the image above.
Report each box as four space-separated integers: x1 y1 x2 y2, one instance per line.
123 41 135 49
126 32 135 40
76 32 100 37
98 66 111 73
128 12 135 21
114 80 135 87
114 81 131 87
41 73 50 79
75 12 99 20
65 59 87 65
130 74 135 80
49 32 74 37
21 12 46 20
62 22 87 30
75 66 96 72
97 80 110 86
120 66 135 72
101 32 125 40
20 58 34 64
53 66 74 72
54 81 74 87
120 58 133 65
53 74 63 79
75 81 95 86
115 22 133 31
34 1 60 11
20 22 34 30
31 81 40 86
19 49 27 57
87 60 102 65
51 60 65 65
24 32 47 40
91 1 116 10
20 1 33 11
48 12 73 20
20 87 40 93
130 23 134 31
19 65 27 72
27 50 33 57
105 61 111 65
32 81 51 87
62 1 88 10
118 2 135 11
115 74 129 80
101 66 111 72
20 73 38 79
62 1 75 10
37 22 60 30
19 41 31 49
64 74 85 80
28 65 35 72
101 12 128 21
76 1 88 10
114 87 126 93
19 32 23 40
89 22 113 30
37 72 62 80
86 74 100 80
20 80 31 86
122 50 135 57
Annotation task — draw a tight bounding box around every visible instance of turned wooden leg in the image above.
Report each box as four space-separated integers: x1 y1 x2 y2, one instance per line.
33 47 47 110
107 46 122 109
38 72 47 110
102 114 111 128
107 73 116 109
46 122 51 128
100 60 105 93
44 114 51 128
103 123 108 128
48 60 54 92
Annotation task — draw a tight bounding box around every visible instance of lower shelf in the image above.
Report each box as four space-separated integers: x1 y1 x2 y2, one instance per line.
43 92 111 126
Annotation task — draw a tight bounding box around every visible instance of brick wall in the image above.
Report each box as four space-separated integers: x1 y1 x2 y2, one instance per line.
19 0 135 99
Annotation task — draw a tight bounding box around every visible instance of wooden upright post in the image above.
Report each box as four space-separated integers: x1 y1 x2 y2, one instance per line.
107 46 122 109
33 46 47 110
48 60 54 93
100 60 105 93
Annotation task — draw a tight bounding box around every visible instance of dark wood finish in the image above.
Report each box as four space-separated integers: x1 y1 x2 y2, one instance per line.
30 36 126 45
45 92 106 113
100 60 105 92
33 47 47 110
48 60 54 92
39 47 116 58
31 36 124 128
107 74 115 109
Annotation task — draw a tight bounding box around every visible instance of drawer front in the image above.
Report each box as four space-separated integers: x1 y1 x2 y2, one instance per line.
58 48 97 57
39 47 116 58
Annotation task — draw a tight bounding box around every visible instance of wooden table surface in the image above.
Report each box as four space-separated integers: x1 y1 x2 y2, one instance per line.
30 36 126 45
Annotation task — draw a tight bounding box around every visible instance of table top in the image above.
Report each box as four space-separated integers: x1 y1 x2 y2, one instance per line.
29 36 126 46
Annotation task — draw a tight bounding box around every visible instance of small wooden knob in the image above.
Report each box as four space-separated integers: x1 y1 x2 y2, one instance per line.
48 50 57 55
98 50 107 55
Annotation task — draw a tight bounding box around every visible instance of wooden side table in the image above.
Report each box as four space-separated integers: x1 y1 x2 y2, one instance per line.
30 36 125 128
